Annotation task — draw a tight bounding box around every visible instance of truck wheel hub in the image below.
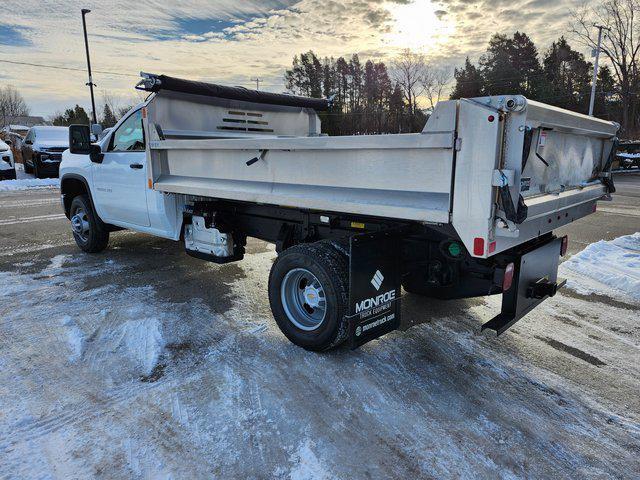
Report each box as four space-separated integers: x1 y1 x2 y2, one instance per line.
281 268 327 331
71 209 90 241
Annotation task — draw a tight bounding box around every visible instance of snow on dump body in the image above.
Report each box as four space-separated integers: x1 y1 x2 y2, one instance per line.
561 232 640 301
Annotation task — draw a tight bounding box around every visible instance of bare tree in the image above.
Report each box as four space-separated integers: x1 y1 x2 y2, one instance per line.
571 0 640 132
422 67 452 111
0 85 30 127
100 89 147 123
392 49 427 115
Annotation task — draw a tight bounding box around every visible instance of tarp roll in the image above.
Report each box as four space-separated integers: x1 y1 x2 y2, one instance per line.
146 74 331 111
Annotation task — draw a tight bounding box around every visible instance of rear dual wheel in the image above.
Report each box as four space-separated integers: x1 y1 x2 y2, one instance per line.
268 242 349 351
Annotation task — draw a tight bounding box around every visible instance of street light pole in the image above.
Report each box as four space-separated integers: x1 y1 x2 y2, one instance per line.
81 8 98 125
588 24 610 117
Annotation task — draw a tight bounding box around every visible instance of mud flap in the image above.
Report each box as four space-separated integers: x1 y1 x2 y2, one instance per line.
346 230 403 349
482 237 566 335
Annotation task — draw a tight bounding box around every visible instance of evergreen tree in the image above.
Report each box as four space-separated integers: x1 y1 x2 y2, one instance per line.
480 32 542 97
101 104 117 128
450 57 483 99
541 37 591 110
52 105 90 126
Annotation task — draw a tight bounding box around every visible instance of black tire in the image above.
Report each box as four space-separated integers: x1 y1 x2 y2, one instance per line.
268 241 349 351
69 194 109 253
402 278 430 296
33 159 42 179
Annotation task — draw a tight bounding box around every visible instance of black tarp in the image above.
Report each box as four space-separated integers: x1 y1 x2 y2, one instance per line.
145 74 331 111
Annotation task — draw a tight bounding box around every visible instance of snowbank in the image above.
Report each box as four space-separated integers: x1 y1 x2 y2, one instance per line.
561 232 640 301
0 177 59 191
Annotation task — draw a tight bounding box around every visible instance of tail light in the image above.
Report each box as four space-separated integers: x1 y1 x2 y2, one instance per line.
503 263 515 291
473 237 485 256
560 235 568 256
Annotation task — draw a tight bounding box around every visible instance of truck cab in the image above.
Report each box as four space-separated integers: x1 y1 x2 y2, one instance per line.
61 105 179 241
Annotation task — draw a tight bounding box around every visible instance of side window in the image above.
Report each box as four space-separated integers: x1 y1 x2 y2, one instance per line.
25 130 34 143
108 110 145 152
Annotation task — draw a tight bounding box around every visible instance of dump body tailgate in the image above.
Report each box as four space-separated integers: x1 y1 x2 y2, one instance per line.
452 96 618 258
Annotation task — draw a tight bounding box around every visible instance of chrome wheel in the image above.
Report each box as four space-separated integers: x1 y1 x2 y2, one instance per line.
70 206 90 243
281 268 327 331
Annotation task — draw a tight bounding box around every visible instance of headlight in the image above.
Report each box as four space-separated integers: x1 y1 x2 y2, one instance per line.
0 147 8 152
2 156 11 165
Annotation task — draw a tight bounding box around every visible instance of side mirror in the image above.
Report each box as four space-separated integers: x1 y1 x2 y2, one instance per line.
4 140 11 146
89 144 104 164
69 124 104 163
25 139 33 145
69 124 91 154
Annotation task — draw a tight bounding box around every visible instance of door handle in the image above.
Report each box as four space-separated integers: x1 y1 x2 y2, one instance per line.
130 163 143 169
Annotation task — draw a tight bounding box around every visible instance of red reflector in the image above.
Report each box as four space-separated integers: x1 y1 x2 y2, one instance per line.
473 237 485 256
503 263 515 291
560 235 568 256
488 115 495 122
488 241 496 254
592 203 597 213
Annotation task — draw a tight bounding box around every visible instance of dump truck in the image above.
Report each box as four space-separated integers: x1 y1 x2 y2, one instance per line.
60 73 618 351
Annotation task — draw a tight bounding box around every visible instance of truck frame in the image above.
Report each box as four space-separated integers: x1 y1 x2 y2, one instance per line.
60 73 618 351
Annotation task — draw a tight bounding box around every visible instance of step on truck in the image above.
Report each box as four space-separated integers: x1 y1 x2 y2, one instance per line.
60 73 618 351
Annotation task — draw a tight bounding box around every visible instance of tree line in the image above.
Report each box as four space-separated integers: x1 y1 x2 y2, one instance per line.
286 0 638 137
51 92 138 128
285 51 433 135
451 34 617 128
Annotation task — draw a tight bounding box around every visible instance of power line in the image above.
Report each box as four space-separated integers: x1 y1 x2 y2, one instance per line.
0 58 136 77
0 57 285 88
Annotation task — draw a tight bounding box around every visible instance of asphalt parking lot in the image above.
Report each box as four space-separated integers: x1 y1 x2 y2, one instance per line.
0 173 639 479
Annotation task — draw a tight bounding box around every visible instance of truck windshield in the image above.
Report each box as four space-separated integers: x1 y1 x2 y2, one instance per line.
38 128 68 142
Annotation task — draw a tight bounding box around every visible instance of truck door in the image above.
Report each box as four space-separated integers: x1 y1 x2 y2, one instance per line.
93 109 150 227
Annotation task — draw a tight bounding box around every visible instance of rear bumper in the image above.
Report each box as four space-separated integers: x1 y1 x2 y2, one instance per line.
482 236 564 335
0 168 17 180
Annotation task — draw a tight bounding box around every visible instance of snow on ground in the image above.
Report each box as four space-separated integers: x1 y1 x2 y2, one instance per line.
561 232 640 302
0 164 59 191
0 177 59 191
0 238 638 478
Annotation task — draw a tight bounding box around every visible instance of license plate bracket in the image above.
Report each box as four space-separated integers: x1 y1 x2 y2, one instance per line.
482 237 565 335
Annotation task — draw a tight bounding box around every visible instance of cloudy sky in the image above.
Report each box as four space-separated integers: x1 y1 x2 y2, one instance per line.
0 0 597 117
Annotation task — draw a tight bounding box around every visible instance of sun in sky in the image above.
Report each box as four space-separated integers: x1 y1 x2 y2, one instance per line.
384 0 455 52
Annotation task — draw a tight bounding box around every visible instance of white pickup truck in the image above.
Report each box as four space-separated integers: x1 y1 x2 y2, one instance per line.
60 73 618 351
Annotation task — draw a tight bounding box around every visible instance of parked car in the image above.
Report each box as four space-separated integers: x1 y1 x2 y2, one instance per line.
0 138 16 180
616 142 640 169
21 126 69 178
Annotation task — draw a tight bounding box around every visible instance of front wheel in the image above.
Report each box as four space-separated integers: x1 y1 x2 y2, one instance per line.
69 194 109 253
268 242 349 351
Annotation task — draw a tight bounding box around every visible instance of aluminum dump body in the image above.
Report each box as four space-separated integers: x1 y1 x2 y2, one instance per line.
139 75 617 258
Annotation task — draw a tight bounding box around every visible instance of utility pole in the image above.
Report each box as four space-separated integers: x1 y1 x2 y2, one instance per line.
588 24 610 117
251 78 262 90
81 8 98 125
